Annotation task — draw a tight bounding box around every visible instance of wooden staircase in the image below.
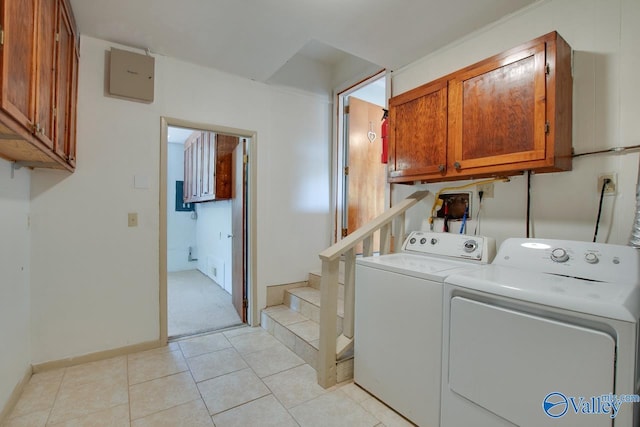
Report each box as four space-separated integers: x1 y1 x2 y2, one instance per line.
260 271 354 383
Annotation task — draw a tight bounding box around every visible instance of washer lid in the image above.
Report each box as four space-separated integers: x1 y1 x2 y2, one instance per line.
445 265 640 321
356 253 482 282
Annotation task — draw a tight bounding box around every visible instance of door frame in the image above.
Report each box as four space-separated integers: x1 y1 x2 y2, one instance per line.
333 70 389 244
159 117 259 344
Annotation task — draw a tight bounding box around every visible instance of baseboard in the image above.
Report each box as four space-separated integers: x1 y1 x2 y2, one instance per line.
32 339 165 373
0 365 33 424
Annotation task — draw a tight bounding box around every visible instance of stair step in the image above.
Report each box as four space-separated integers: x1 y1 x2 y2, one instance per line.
261 302 353 383
286 285 345 323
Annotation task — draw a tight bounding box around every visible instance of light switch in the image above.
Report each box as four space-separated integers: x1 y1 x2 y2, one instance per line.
128 212 138 227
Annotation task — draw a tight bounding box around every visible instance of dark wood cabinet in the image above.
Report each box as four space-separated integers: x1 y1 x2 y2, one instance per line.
183 131 238 203
387 31 572 183
0 0 79 171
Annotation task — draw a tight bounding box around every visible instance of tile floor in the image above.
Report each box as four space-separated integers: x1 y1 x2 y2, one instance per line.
3 327 414 427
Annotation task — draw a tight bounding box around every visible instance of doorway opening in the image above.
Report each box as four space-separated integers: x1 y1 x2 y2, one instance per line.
160 118 257 342
335 71 388 250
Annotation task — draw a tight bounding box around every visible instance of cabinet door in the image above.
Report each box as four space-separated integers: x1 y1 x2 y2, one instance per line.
201 132 215 200
1 0 37 131
388 80 448 182
34 0 56 149
448 42 547 173
66 43 79 166
53 0 74 160
215 134 238 200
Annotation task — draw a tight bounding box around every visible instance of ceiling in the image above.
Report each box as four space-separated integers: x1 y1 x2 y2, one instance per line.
69 0 538 84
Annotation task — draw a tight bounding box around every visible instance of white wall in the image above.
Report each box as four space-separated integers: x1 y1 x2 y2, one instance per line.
0 160 31 412
391 0 640 247
195 200 232 293
167 142 197 272
29 35 331 364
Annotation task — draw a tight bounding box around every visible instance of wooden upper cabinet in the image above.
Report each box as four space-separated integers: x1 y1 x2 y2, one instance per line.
0 0 79 170
388 31 572 183
1 0 38 131
388 80 448 182
183 131 239 203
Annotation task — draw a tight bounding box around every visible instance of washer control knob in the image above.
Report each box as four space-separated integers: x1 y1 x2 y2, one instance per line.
584 253 599 264
420 238 427 245
463 240 478 253
409 238 416 244
551 248 570 263
430 238 438 245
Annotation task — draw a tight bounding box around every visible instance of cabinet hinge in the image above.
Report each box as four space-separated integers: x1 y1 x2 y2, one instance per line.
545 121 550 134
243 154 248 164
344 166 349 176
55 33 60 42
545 63 550 75
0 27 4 46
344 105 349 114
341 228 348 238
52 107 57 118
242 299 248 308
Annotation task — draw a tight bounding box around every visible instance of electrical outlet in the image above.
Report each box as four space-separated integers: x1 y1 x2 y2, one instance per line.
128 212 138 227
477 183 494 198
597 173 616 195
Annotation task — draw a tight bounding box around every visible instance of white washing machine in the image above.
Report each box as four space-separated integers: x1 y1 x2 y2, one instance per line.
354 231 495 427
441 238 640 427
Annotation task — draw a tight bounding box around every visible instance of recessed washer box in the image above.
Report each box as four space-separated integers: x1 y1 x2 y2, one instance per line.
109 48 155 103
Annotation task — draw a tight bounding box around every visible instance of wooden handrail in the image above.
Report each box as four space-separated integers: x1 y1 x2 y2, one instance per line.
317 190 429 388
319 191 429 262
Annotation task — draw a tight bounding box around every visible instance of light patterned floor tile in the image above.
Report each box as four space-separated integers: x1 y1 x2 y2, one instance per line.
178 332 232 358
242 344 304 378
127 349 188 385
212 395 297 427
198 368 270 415
47 404 129 427
222 326 262 339
360 397 415 427
127 343 180 362
339 382 372 403
47 376 128 425
131 399 214 427
287 320 320 342
129 372 200 420
262 364 327 409
262 306 308 326
2 409 49 427
8 370 64 418
289 389 379 427
61 357 126 388
187 348 248 382
227 329 282 354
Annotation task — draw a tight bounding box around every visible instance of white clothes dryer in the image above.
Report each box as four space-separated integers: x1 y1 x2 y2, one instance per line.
355 231 495 427
441 238 640 427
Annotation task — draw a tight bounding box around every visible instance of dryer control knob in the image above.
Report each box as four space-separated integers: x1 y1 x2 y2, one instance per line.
551 248 570 263
463 240 478 253
584 253 599 264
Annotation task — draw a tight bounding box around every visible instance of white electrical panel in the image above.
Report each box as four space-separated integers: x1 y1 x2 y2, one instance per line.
109 48 155 103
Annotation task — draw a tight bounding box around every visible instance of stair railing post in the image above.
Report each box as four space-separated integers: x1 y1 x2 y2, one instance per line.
342 248 356 340
379 223 391 255
317 257 340 388
395 212 406 252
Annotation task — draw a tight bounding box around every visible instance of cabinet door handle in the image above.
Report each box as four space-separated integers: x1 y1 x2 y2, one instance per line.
453 161 461 170
438 164 445 172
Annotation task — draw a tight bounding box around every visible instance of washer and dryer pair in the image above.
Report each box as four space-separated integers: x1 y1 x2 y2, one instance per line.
355 232 640 427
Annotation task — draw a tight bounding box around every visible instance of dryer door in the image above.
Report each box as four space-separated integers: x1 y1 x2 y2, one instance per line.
448 297 615 427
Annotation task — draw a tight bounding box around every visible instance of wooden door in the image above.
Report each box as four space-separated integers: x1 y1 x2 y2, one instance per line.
1 0 38 131
35 0 57 149
54 0 74 160
388 80 448 182
231 138 246 322
346 97 386 252
448 42 547 173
